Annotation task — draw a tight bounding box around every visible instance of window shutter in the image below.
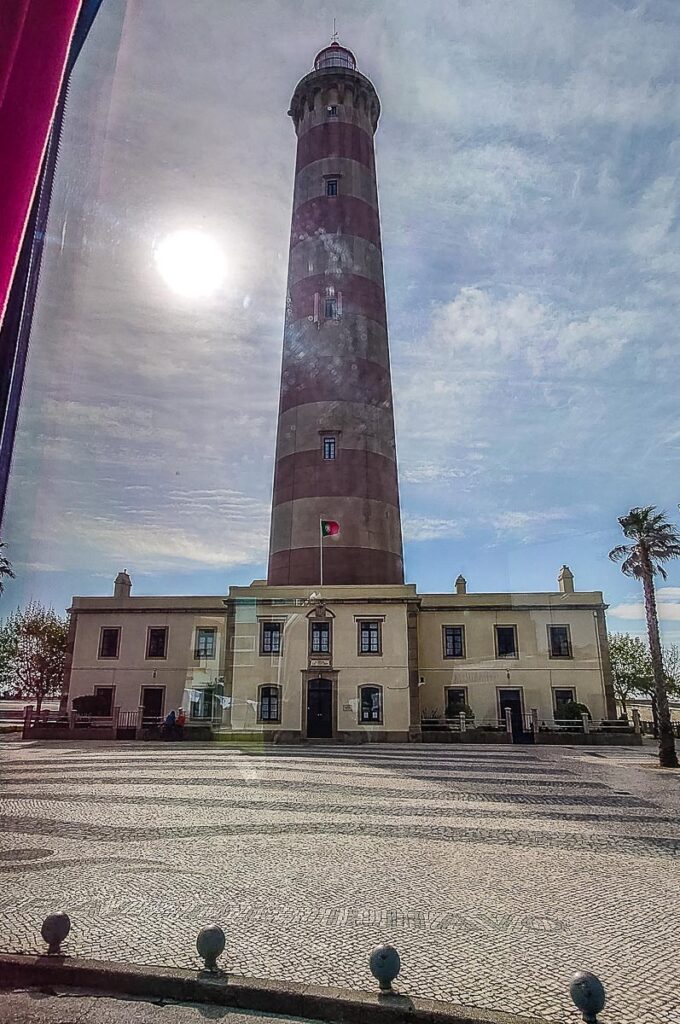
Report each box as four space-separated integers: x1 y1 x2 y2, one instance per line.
313 292 319 323
337 290 343 317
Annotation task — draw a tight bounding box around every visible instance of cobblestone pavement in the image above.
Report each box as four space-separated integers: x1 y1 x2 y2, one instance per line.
0 740 678 1024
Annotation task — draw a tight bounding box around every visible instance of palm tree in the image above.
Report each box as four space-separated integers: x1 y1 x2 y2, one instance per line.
610 507 680 768
0 542 15 595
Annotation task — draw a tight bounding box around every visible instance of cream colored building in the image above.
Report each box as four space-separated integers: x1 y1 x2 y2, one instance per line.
61 565 617 743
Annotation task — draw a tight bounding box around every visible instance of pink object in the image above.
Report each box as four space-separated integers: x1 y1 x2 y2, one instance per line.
0 0 82 326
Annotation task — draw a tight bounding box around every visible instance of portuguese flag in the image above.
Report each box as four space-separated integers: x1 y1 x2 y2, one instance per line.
321 520 340 537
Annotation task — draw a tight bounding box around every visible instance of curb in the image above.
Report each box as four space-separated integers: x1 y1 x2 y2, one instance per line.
0 953 549 1024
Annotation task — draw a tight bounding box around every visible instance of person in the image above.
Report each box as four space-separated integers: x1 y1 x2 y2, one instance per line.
162 708 176 740
176 707 186 739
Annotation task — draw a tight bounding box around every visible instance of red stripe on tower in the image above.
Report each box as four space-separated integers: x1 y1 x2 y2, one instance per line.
267 41 404 586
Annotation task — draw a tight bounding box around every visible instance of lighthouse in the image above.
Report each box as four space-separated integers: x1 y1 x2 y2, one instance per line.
267 41 404 586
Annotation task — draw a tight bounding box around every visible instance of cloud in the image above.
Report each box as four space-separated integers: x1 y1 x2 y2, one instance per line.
608 600 680 622
489 509 573 544
401 514 464 542
428 287 641 378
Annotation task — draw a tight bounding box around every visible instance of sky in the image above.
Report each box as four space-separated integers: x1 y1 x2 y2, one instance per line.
3 0 680 643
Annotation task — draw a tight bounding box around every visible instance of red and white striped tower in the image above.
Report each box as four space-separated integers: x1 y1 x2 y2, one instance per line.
267 42 404 586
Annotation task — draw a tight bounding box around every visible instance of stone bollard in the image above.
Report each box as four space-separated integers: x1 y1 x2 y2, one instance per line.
569 971 606 1023
581 712 590 735
459 711 466 734
41 913 70 955
22 706 34 740
369 943 401 994
632 708 641 735
504 707 513 738
197 925 226 973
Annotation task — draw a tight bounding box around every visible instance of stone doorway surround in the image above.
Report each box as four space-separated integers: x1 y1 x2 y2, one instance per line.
301 668 339 741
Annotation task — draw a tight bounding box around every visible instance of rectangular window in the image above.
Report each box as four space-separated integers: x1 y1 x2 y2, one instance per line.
94 686 114 716
322 436 336 460
359 620 382 655
310 621 331 653
445 688 468 717
146 626 168 659
190 689 213 720
261 621 282 655
548 624 572 658
554 688 576 714
495 625 518 658
327 104 338 117
194 627 216 659
360 686 382 723
324 297 337 319
325 178 338 196
259 685 280 722
443 625 465 659
98 627 120 659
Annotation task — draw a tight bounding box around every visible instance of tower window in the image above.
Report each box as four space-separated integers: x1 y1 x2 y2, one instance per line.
327 104 338 117
322 436 336 460
326 179 338 197
324 297 337 319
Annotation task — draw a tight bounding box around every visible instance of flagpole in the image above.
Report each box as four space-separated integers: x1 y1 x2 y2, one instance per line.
319 519 324 587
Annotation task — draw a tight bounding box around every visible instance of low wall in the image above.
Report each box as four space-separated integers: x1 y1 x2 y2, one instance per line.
535 732 642 746
26 726 115 740
422 730 511 744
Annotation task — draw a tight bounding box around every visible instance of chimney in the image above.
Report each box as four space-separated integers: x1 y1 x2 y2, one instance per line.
558 565 574 594
113 570 132 599
455 574 467 595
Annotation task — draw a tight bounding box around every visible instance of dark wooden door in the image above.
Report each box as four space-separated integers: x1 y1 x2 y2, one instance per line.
499 688 532 743
307 678 333 738
142 686 164 720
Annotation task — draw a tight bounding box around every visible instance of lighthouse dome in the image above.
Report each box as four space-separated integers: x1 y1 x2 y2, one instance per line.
314 41 356 71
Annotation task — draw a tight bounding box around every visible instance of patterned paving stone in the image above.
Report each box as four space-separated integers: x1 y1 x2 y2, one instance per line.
0 741 678 1024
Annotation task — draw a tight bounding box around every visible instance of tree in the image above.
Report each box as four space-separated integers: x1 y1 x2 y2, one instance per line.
608 633 653 714
662 643 680 696
609 506 680 768
0 541 15 595
0 602 68 711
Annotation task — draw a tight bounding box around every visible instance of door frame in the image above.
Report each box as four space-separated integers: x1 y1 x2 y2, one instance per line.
301 670 338 740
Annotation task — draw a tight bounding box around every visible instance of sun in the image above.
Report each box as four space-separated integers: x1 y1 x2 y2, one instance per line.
154 229 226 298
